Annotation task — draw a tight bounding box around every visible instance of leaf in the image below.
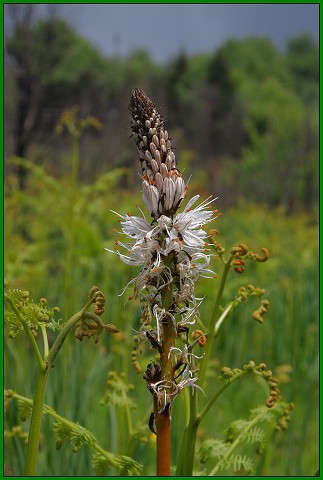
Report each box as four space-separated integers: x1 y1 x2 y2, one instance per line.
4 288 61 338
218 454 255 474
5 390 143 476
199 438 228 464
100 371 136 409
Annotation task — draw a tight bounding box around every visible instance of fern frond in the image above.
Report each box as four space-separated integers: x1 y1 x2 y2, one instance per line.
218 454 255 474
199 438 228 464
91 450 142 476
113 454 143 476
200 398 294 476
245 426 266 445
249 405 276 423
5 390 143 476
4 288 61 338
53 420 97 452
101 371 136 409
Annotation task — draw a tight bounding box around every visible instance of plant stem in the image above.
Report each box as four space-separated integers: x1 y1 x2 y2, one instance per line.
155 408 171 476
24 367 50 475
197 370 248 424
71 134 80 191
64 133 80 317
24 299 92 475
156 263 175 476
176 254 234 476
4 294 46 372
41 325 49 360
198 254 234 389
175 390 198 476
48 300 92 366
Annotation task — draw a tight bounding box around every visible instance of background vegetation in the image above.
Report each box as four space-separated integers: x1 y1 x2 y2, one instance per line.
4 5 318 476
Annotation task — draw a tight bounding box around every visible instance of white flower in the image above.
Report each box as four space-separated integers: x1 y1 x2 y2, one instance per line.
150 380 178 414
107 195 217 264
176 369 205 396
171 195 217 250
150 367 205 414
169 344 204 364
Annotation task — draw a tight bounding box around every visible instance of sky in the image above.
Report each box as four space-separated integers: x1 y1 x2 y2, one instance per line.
7 3 320 63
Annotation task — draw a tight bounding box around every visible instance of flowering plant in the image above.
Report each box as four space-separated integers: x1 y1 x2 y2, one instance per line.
107 89 292 476
4 91 294 477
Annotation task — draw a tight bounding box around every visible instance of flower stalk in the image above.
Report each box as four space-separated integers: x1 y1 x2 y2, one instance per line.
108 89 219 475
156 263 175 476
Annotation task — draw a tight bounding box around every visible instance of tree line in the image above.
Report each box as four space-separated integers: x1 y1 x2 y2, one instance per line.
5 5 318 211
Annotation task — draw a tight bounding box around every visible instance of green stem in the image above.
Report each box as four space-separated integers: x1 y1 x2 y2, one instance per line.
176 255 234 476
4 294 46 372
199 254 234 389
48 299 92 366
71 134 80 191
24 368 50 475
24 298 92 475
175 390 198 476
13 392 130 472
41 325 49 360
64 133 80 317
197 371 248 424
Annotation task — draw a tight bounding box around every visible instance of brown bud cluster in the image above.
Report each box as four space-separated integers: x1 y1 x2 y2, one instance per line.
192 329 207 347
75 321 103 344
252 299 270 324
230 244 249 273
130 88 186 218
247 247 270 262
131 334 142 374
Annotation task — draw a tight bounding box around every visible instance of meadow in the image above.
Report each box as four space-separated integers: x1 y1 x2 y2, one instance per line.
4 10 319 475
4 153 319 476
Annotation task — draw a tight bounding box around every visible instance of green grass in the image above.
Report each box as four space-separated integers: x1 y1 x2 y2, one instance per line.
4 164 318 476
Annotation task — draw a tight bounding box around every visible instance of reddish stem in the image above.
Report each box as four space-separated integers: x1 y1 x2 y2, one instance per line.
155 320 175 476
156 410 171 476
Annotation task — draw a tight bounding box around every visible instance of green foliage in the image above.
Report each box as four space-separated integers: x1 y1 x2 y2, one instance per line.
4 287 61 338
209 37 290 87
4 161 318 474
91 451 142 476
285 34 319 103
5 13 318 210
5 390 143 476
101 372 136 409
4 19 319 474
199 401 293 475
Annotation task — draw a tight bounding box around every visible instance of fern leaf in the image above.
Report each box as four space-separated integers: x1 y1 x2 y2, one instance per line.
221 454 255 474
4 288 61 338
199 438 228 463
101 371 136 409
245 426 266 445
5 390 143 476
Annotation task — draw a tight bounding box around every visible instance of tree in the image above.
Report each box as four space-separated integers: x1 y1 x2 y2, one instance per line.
206 37 318 210
5 10 111 186
285 34 319 104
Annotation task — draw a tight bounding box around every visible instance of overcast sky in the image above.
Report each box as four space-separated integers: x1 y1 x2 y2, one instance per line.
10 3 320 63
